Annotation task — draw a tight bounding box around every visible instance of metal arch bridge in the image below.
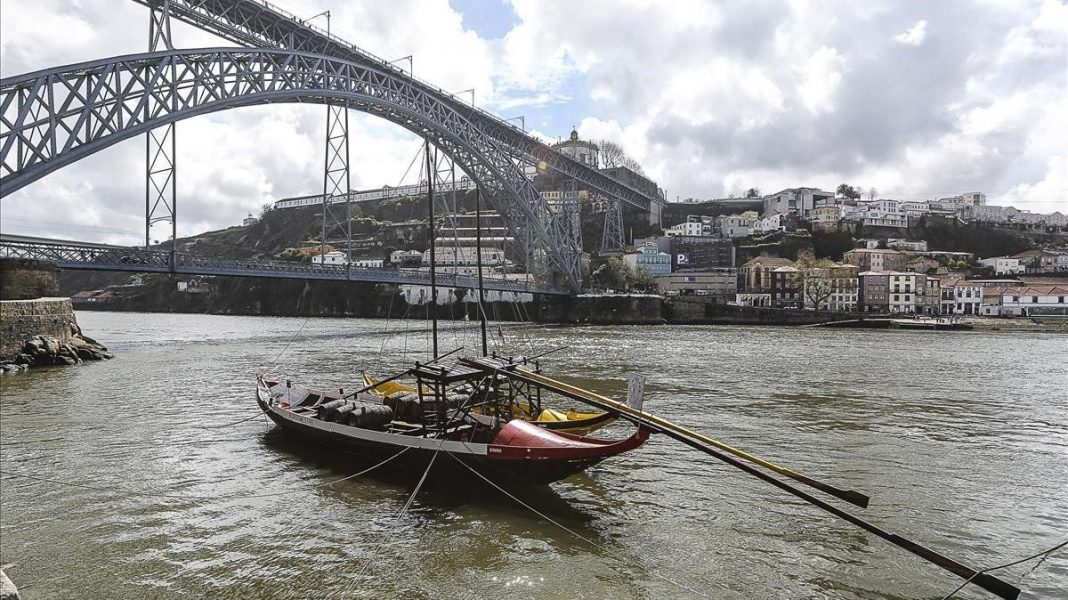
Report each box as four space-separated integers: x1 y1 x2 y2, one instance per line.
0 235 568 295
0 0 660 293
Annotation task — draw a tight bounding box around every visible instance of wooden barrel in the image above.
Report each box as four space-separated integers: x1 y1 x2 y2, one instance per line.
316 399 347 420
344 403 394 430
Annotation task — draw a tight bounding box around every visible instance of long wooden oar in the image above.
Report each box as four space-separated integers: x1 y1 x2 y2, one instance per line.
512 366 869 508
500 366 1020 600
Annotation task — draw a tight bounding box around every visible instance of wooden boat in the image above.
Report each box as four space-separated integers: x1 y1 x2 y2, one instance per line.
258 359 647 485
889 317 974 331
362 373 617 435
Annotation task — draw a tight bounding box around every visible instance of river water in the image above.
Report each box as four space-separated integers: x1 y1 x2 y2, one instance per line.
0 312 1065 599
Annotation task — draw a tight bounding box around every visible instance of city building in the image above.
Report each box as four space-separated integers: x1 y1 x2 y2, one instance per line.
314 250 348 265
1011 249 1066 273
770 266 803 309
944 275 982 313
656 269 737 300
716 211 758 238
552 128 600 167
979 286 1068 316
666 220 705 237
920 276 941 315
887 272 926 314
390 249 423 267
978 256 1025 275
851 199 908 228
740 256 795 294
802 264 859 312
243 213 258 226
938 192 987 207
623 242 672 276
809 205 843 231
843 248 907 272
670 236 736 271
752 212 792 233
905 256 940 274
762 188 834 219
859 272 890 313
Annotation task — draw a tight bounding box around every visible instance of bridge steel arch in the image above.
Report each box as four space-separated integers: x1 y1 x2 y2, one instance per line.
129 0 658 213
0 48 582 290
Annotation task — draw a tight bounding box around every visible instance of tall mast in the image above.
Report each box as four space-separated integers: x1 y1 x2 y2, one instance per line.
425 138 439 360
475 187 488 357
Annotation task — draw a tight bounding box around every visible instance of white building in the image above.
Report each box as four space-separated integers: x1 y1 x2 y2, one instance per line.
762 187 834 219
887 272 925 313
980 286 1068 316
353 258 384 268
857 199 908 228
552 129 600 167
939 277 983 315
314 251 348 265
666 221 704 237
716 211 757 238
978 256 1025 275
752 212 790 233
938 192 987 207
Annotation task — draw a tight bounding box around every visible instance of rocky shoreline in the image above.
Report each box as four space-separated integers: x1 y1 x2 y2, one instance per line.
0 321 113 375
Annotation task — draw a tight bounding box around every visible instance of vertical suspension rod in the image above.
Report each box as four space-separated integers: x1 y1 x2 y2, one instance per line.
476 188 488 357
425 138 438 360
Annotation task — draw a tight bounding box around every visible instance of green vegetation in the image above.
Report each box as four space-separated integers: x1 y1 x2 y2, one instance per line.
590 257 657 292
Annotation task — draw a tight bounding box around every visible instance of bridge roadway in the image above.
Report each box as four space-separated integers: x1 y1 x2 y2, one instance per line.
0 235 569 296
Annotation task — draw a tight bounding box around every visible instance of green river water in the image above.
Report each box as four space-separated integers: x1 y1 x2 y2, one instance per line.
0 312 1065 599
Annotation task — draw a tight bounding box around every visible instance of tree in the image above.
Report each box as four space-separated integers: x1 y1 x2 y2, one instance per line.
628 266 657 292
597 140 645 174
867 187 878 201
591 257 628 291
803 268 833 311
837 183 861 200
745 187 761 198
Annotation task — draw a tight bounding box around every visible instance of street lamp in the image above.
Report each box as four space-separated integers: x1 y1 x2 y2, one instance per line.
389 55 413 78
505 115 525 131
306 10 331 35
454 88 475 105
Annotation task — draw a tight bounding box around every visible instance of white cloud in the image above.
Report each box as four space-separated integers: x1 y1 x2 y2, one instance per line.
894 19 928 46
1 0 1065 245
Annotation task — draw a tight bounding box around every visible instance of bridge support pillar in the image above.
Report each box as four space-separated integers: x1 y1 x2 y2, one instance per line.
145 0 176 250
601 199 625 252
321 105 351 263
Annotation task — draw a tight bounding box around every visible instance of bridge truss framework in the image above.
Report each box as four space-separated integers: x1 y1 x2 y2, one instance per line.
1 0 660 293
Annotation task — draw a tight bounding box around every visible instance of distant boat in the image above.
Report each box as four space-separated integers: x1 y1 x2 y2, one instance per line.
889 317 973 331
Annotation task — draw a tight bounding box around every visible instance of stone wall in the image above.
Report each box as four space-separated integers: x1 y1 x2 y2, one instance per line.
0 258 60 300
538 293 664 324
0 297 75 359
665 298 856 325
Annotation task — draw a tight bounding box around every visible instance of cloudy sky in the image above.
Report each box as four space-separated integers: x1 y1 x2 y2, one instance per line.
1 0 1065 243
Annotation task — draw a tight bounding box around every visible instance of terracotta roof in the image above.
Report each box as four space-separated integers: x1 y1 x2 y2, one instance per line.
995 286 1068 296
742 256 794 268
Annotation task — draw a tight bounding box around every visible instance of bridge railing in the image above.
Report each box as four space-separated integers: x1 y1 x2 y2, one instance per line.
0 239 567 295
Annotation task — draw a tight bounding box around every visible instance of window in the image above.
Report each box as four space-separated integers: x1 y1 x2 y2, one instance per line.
1032 296 1039 303
1012 296 1020 302
1059 296 1065 303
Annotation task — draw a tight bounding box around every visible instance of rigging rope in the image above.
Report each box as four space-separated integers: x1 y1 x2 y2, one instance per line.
439 449 712 600
939 539 1067 600
0 447 411 503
